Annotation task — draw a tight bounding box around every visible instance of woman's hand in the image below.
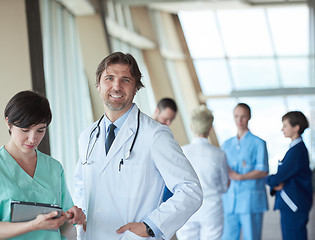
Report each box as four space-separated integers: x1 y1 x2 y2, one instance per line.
0 211 66 238
273 183 285 191
65 206 86 225
31 211 67 231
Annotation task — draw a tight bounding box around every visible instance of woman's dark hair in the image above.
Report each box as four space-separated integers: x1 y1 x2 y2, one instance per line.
282 111 309 135
96 52 144 91
4 91 52 133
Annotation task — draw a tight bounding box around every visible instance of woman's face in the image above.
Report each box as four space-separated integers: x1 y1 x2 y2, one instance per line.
7 121 47 154
282 119 299 140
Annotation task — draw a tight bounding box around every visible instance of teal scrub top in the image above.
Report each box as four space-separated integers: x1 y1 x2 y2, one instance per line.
0 146 74 240
222 131 269 214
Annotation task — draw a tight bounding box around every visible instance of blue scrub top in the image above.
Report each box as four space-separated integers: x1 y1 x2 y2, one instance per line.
222 131 269 214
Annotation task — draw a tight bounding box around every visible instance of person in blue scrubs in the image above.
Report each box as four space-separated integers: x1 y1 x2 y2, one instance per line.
221 103 269 240
266 111 313 240
0 91 85 239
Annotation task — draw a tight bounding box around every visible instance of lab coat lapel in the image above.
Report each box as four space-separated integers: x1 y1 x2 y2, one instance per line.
99 105 139 173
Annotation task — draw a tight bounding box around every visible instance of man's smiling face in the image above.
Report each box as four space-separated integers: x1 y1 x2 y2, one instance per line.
98 63 136 115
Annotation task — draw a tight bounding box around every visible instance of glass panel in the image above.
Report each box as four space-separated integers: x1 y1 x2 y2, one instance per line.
111 37 122 51
217 9 272 57
206 98 238 145
133 49 156 116
278 58 310 87
267 7 309 56
286 95 315 113
194 59 232 95
179 11 225 58
230 59 279 90
286 96 315 168
179 6 313 171
210 96 315 173
238 97 288 174
41 0 93 192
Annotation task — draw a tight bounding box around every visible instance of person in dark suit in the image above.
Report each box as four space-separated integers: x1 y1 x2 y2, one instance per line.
267 111 313 240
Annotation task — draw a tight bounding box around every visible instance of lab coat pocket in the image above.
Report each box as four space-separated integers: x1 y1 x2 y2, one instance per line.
118 164 147 198
120 230 149 240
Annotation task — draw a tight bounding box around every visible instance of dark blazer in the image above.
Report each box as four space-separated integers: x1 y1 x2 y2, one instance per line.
267 141 313 212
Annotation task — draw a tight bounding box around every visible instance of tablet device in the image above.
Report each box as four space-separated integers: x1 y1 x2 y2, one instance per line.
11 201 62 232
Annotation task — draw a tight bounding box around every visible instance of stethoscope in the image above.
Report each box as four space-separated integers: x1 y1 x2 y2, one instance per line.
82 109 140 168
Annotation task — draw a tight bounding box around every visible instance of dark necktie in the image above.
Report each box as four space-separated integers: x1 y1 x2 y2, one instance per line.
105 124 116 154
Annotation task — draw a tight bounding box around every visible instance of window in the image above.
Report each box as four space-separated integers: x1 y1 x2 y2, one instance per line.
179 5 314 170
41 0 93 192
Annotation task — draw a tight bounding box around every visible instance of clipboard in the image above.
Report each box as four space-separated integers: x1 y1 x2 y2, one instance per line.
11 201 62 232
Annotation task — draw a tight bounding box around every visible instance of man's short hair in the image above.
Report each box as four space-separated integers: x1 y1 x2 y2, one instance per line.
96 52 144 91
235 103 251 118
282 111 309 135
191 105 214 136
157 98 178 113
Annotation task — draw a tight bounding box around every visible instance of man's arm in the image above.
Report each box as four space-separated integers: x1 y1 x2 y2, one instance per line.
116 127 202 240
229 139 269 181
229 169 268 181
147 128 203 239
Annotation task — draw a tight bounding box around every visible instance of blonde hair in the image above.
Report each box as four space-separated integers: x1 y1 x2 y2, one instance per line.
191 105 214 136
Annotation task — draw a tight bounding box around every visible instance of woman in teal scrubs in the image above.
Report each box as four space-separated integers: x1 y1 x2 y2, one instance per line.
0 90 85 239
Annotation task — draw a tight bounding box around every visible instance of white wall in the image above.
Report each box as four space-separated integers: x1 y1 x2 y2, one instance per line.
76 15 110 121
0 0 32 145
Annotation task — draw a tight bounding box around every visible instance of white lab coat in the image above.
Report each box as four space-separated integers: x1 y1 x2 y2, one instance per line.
73 104 202 240
176 137 229 240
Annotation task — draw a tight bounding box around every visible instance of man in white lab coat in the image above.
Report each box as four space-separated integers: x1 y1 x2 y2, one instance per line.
73 52 202 240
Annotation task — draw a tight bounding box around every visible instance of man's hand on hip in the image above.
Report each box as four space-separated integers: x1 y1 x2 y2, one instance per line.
116 222 148 237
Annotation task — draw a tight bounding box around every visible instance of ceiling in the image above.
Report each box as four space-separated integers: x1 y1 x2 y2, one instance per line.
112 0 307 13
58 0 307 16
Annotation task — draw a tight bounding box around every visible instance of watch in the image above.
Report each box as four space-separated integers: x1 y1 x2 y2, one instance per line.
143 222 155 237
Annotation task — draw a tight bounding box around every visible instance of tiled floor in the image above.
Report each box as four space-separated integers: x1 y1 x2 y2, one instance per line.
69 194 315 240
171 194 315 240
